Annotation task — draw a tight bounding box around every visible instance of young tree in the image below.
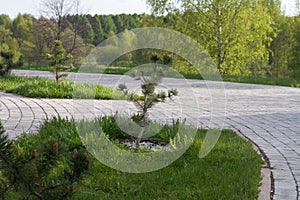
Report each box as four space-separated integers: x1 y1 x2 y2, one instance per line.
47 40 73 83
118 53 178 147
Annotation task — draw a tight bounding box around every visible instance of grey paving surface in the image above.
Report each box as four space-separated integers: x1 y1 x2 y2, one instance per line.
1 70 300 199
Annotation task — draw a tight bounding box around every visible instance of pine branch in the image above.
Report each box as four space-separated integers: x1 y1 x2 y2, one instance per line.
34 183 61 197
0 150 10 165
0 121 13 166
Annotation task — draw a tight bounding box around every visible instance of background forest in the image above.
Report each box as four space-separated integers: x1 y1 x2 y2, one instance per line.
0 0 299 79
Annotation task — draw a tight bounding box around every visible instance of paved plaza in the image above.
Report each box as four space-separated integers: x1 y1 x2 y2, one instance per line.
1 70 300 199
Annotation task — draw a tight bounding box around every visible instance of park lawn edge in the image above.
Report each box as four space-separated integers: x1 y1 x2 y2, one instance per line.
0 75 126 100
0 117 264 199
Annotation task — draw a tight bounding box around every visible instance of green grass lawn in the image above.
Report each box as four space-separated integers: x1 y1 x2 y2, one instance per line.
74 130 263 200
0 75 125 99
17 65 50 71
0 117 264 199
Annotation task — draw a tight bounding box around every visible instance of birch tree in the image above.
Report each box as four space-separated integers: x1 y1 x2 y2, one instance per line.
146 0 274 75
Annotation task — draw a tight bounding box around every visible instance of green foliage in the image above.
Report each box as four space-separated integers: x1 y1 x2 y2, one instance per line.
0 15 12 29
146 0 274 75
2 9 300 80
100 15 117 38
269 15 292 77
79 16 95 44
0 121 12 167
11 14 33 45
118 54 178 147
87 15 105 45
0 118 90 199
0 75 126 99
288 16 300 77
0 121 13 197
21 17 56 66
47 40 73 84
0 25 22 76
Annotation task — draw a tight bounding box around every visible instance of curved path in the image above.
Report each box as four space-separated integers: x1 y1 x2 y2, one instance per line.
1 70 300 199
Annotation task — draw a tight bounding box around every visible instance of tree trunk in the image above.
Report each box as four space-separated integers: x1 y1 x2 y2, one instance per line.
55 65 59 84
57 16 62 40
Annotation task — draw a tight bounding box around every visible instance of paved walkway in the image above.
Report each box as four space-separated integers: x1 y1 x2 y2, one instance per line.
1 70 300 199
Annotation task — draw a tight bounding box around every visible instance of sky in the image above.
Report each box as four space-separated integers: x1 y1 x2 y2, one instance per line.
0 0 297 19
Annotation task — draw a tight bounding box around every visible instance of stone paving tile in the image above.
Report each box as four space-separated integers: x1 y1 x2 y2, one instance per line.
1 70 300 199
273 194 297 200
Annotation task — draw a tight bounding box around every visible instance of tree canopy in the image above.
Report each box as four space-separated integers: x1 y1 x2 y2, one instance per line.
0 6 299 79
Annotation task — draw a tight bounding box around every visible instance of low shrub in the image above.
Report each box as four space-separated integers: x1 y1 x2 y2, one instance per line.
0 117 90 199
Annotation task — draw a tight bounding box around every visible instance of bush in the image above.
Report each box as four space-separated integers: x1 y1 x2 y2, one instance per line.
0 117 90 199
